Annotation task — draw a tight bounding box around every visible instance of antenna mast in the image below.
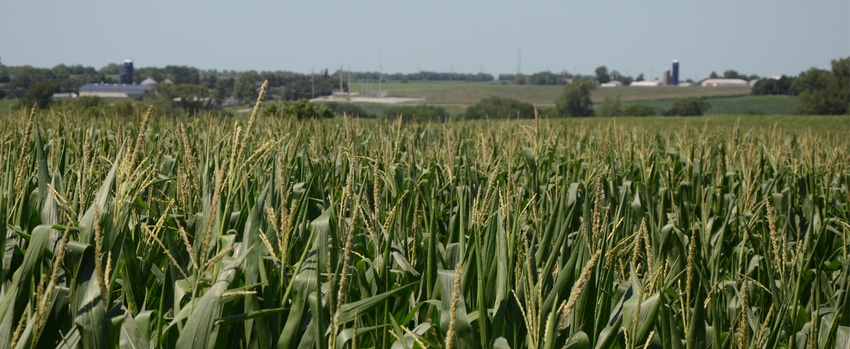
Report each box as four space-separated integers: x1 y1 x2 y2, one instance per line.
516 48 522 75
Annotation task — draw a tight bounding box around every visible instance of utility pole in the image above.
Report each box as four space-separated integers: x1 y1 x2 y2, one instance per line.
339 63 344 93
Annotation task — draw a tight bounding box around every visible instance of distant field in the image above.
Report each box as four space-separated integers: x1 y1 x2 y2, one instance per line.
620 95 800 115
350 81 792 116
563 114 850 138
703 95 799 115
0 81 800 118
354 81 752 106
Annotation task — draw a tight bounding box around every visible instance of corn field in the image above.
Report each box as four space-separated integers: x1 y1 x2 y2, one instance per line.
1 91 849 348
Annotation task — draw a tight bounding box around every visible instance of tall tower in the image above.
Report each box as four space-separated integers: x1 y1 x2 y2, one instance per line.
120 59 134 84
516 48 522 75
671 60 679 86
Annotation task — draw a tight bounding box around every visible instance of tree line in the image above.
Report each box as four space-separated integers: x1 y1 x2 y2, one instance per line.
751 57 849 115
350 71 494 83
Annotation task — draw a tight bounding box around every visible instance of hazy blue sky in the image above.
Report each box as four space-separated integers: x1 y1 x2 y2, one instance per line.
2 1 848 80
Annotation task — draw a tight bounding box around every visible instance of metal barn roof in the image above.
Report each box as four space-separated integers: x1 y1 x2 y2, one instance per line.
79 83 150 98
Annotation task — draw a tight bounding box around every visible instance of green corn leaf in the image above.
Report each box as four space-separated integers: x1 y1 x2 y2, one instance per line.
72 243 109 349
438 268 477 349
0 224 52 347
119 310 152 349
175 252 248 349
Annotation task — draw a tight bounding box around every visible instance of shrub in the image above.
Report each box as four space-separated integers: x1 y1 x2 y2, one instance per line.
665 97 711 116
282 99 334 119
323 102 374 118
383 105 449 122
621 104 657 117
464 96 535 119
599 96 622 117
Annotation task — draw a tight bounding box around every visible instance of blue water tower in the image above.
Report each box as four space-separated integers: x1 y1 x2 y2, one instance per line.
120 59 134 84
672 60 679 86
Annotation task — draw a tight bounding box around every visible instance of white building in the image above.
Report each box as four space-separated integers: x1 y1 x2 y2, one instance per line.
701 79 749 87
600 81 623 87
630 80 661 87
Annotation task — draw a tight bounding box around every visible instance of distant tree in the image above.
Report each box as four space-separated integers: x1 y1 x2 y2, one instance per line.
751 76 795 95
595 66 610 84
201 73 218 89
465 96 535 119
609 70 634 86
599 96 622 117
281 99 334 120
793 57 849 114
526 71 565 85
49 64 79 92
158 83 216 115
555 78 596 117
234 71 259 103
723 70 748 80
834 57 850 86
0 55 7 92
665 97 710 116
99 63 122 75
513 74 527 85
635 73 645 82
621 104 657 116
134 67 166 83
709 71 719 79
213 77 234 103
163 65 201 85
7 66 54 98
609 70 621 82
18 81 59 110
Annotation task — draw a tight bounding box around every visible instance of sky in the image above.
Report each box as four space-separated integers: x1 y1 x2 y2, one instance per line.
1 1 848 80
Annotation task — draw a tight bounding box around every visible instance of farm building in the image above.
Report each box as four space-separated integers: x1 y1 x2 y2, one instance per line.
701 79 749 87
630 80 662 87
79 83 151 98
141 77 158 87
77 58 154 98
600 81 623 87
